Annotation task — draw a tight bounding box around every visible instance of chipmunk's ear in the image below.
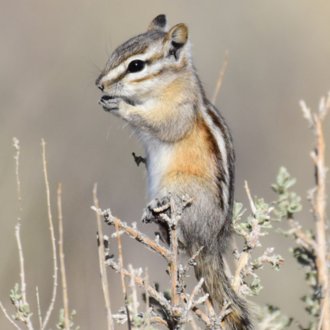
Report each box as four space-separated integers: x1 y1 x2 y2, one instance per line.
166 23 188 60
148 14 167 31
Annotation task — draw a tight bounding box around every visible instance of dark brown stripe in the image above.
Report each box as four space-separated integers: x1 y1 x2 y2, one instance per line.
130 69 164 83
104 70 127 87
130 57 188 84
206 107 228 145
103 52 165 85
109 44 149 71
207 105 235 222
197 114 225 211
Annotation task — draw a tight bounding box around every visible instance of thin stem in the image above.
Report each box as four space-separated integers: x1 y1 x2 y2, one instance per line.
15 224 34 330
313 116 329 330
93 184 114 330
244 181 256 215
41 139 58 330
114 220 131 329
92 209 172 261
0 301 21 330
300 96 330 330
144 268 150 328
212 50 229 104
232 251 249 293
169 199 179 307
288 218 317 251
149 316 168 326
182 293 211 327
11 138 33 330
186 278 204 310
108 260 173 317
36 287 43 330
128 264 139 318
57 184 70 330
12 137 22 216
231 181 255 293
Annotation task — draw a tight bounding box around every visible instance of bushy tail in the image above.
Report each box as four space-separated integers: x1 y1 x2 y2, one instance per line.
194 250 253 330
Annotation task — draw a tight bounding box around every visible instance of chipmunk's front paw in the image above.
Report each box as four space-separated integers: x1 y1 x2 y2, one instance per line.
142 196 171 224
99 95 121 112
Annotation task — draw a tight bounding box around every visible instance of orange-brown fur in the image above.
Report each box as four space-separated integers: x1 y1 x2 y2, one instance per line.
162 116 219 195
129 73 193 127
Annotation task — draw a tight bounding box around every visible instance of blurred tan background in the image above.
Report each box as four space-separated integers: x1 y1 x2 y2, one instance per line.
1 0 330 328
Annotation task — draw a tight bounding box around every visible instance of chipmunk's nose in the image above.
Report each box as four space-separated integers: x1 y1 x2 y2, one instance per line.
97 83 104 92
95 76 104 91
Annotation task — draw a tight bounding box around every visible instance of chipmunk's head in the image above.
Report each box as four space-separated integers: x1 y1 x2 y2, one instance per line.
96 15 191 106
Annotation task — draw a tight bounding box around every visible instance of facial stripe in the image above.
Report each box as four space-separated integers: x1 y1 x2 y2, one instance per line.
108 44 149 70
129 69 165 83
129 58 188 84
100 48 165 86
101 51 188 88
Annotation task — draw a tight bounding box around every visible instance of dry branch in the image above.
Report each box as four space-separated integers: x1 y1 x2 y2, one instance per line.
212 50 229 103
57 183 70 330
93 184 114 330
300 95 330 330
107 259 173 316
36 287 43 329
41 139 58 330
92 207 172 261
93 195 220 329
0 301 21 330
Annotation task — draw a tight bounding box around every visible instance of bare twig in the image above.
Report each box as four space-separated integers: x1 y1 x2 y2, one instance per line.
114 220 131 329
189 304 211 327
92 207 172 261
219 300 233 323
107 260 173 316
180 278 209 328
313 117 329 330
287 218 317 251
149 316 168 326
212 50 229 103
128 264 140 318
186 278 205 311
0 301 21 330
0 138 34 329
36 287 43 329
301 95 330 330
41 139 58 330
12 138 33 329
109 258 212 328
168 198 180 307
232 251 249 293
232 181 255 293
13 137 22 216
93 184 114 330
57 183 70 330
144 268 151 328
15 223 34 330
244 181 257 215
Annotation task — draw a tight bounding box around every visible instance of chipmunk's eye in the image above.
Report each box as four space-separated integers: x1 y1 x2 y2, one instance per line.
127 60 145 73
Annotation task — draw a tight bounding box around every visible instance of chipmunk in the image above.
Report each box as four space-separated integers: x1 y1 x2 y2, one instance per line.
96 15 253 329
